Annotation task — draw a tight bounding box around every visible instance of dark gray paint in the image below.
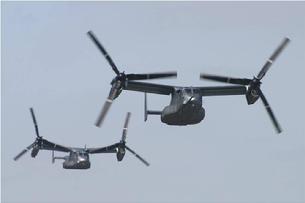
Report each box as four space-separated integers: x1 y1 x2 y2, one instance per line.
89 31 285 131
14 110 149 169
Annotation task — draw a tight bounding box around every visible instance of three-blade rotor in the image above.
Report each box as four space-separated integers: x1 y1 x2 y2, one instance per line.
118 112 150 166
200 37 290 133
14 108 42 161
87 30 177 127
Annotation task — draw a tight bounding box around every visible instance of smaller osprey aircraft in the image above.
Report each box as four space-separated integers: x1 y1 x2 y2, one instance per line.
14 108 149 169
87 30 289 133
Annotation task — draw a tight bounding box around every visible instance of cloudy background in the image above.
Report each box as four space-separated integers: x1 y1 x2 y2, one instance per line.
2 2 305 203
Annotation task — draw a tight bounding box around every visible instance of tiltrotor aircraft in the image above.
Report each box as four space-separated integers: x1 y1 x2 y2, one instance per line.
87 30 289 133
14 108 149 169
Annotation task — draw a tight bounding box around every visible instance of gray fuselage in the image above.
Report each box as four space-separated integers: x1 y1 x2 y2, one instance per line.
161 88 205 125
62 150 91 169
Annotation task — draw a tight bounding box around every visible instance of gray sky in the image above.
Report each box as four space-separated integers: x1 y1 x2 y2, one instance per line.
2 2 305 203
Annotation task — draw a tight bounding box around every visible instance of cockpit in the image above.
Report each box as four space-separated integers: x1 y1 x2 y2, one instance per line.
161 87 205 125
63 150 91 169
77 151 89 162
171 87 201 105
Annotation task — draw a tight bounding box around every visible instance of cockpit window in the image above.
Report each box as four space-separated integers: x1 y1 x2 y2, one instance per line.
185 89 192 94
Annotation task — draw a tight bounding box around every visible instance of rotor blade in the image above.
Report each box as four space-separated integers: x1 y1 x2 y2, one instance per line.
257 37 290 80
200 73 252 85
125 146 150 166
95 100 112 127
121 112 131 142
30 108 40 137
87 31 120 75
257 88 282 134
14 142 35 161
95 86 118 127
126 71 177 81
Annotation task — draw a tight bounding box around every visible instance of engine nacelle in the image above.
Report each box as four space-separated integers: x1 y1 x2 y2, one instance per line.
246 79 261 105
31 148 39 158
116 147 126 161
246 87 260 105
110 78 123 99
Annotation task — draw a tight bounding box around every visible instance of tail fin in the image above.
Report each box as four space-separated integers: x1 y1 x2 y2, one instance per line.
52 151 55 164
144 93 162 122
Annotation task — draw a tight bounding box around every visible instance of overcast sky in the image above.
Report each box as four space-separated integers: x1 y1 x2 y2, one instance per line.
2 1 305 203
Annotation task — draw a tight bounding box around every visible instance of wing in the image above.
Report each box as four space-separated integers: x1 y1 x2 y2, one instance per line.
39 138 71 152
198 85 247 96
87 143 118 154
124 81 175 95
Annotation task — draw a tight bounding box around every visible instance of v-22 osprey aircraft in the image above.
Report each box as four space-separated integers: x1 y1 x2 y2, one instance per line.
14 108 149 169
87 30 289 133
